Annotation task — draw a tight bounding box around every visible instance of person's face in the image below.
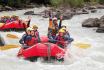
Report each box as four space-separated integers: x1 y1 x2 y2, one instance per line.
26 31 31 35
53 20 57 24
59 32 64 36
31 30 35 36
33 28 37 31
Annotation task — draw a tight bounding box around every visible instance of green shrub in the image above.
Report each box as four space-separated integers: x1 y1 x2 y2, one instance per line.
68 0 84 7
98 0 104 4
50 0 63 7
7 0 22 7
7 0 14 6
50 0 84 7
89 0 99 5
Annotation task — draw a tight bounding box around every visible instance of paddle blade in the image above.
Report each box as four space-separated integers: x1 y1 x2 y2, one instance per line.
74 42 91 49
0 45 20 50
7 34 18 39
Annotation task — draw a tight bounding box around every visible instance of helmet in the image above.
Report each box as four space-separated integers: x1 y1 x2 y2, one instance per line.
32 25 38 29
12 15 16 17
61 27 66 31
59 29 65 33
53 17 57 21
26 27 34 31
61 25 66 28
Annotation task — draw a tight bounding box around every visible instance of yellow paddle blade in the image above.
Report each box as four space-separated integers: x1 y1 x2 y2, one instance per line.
0 45 20 50
7 34 19 39
74 43 91 49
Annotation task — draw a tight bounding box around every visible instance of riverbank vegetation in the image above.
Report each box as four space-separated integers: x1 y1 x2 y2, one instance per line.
0 0 104 8
50 0 104 7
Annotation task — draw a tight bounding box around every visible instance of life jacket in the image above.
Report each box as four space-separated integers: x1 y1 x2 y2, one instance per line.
56 35 66 47
50 24 58 37
65 31 70 35
34 30 41 42
48 18 59 37
6 20 10 23
34 30 39 37
53 22 59 35
54 23 58 30
49 18 53 29
25 36 38 46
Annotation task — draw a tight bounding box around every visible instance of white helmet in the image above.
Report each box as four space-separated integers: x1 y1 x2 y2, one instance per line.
53 17 57 20
26 27 34 31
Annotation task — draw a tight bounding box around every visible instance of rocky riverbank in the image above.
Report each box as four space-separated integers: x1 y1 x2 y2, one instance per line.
24 4 104 20
0 4 36 12
1 3 104 20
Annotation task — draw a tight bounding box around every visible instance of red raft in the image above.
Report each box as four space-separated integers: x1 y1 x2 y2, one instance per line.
17 36 65 61
0 21 28 31
24 43 64 58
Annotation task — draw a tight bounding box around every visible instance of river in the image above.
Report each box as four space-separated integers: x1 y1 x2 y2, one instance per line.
0 7 104 70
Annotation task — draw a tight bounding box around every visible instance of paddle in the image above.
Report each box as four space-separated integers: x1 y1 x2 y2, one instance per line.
0 45 20 50
73 42 91 49
50 39 91 49
7 34 18 39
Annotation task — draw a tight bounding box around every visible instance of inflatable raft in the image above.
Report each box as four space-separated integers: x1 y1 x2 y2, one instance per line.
0 21 29 31
17 36 66 62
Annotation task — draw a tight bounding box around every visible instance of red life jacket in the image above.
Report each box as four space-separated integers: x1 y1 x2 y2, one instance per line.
34 31 39 38
51 23 58 35
25 37 38 46
56 35 66 47
6 20 10 23
54 23 58 29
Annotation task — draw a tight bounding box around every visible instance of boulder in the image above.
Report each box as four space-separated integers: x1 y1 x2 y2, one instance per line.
75 8 89 15
96 5 104 9
82 8 89 14
62 9 74 20
24 11 34 15
99 15 104 28
76 10 89 15
96 27 104 33
96 15 104 33
63 13 73 20
91 9 97 13
88 6 97 10
42 9 73 20
100 15 104 21
0 35 5 46
5 6 13 10
42 10 49 18
54 10 61 19
82 18 100 27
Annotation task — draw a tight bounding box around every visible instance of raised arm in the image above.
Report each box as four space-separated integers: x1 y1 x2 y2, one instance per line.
48 11 53 29
58 15 63 29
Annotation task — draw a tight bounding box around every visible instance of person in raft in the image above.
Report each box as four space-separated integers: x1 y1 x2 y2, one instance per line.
61 26 74 43
55 29 66 48
48 11 63 43
55 28 73 48
32 25 41 43
19 27 33 49
24 28 40 47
